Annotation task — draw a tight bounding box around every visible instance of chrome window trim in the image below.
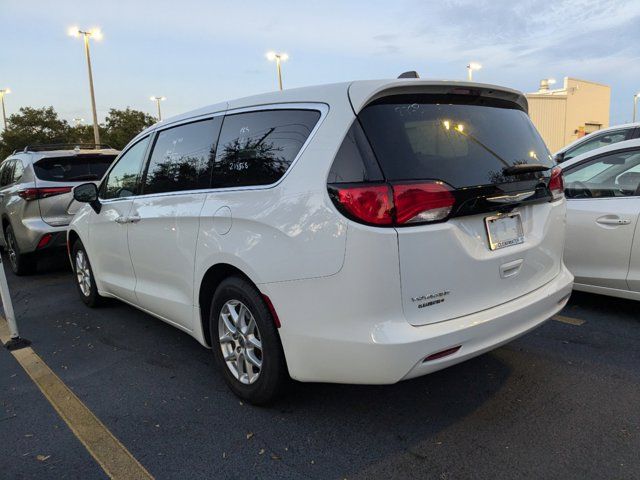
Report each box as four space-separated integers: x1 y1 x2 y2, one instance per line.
99 102 329 204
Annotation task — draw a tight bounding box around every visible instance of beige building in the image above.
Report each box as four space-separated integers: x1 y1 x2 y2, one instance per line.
526 77 611 153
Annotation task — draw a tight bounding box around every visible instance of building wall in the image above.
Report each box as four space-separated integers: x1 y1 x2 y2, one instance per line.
525 77 610 153
563 78 610 146
527 95 567 153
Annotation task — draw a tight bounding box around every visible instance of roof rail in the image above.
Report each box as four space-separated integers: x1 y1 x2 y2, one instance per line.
21 143 114 152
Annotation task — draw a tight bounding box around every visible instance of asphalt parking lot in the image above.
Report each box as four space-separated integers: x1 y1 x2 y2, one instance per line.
1 255 639 480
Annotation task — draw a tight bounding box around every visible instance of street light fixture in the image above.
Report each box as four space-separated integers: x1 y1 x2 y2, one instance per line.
150 96 166 121
266 51 289 91
466 62 482 81
0 88 11 130
634 93 640 123
68 26 103 146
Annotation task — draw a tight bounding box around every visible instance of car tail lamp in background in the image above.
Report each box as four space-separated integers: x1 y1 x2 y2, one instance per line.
37 233 53 249
549 167 564 201
18 187 73 201
329 180 455 227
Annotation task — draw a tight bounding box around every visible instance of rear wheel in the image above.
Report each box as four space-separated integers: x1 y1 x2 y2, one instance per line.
4 225 36 275
209 276 288 405
72 240 102 307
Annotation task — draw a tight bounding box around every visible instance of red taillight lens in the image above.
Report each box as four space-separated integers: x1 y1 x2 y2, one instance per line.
18 186 73 201
393 182 455 224
549 167 564 201
37 234 53 249
334 184 394 226
330 181 455 227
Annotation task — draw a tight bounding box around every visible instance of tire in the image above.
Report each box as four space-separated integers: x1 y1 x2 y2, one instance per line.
72 240 102 307
209 276 288 405
4 224 36 275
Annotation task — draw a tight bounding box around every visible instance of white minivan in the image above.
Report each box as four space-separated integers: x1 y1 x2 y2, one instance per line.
68 80 574 404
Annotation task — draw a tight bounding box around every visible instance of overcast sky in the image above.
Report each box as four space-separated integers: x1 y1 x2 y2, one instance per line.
2 0 639 127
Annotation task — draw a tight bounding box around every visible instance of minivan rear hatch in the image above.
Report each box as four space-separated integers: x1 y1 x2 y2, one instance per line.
33 153 116 226
347 85 563 326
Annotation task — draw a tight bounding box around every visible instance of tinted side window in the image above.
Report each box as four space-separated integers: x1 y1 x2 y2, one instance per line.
102 137 150 199
212 109 321 188
12 160 24 182
0 160 14 187
327 121 383 183
143 118 222 195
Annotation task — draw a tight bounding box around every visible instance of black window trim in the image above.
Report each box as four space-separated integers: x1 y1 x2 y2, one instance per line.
128 102 329 201
563 145 640 200
98 134 153 203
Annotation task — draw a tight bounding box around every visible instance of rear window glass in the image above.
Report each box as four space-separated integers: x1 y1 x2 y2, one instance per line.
358 94 553 188
34 155 116 182
212 109 320 188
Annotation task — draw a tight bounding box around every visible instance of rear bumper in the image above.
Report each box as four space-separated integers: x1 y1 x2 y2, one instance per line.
269 265 573 384
11 217 68 253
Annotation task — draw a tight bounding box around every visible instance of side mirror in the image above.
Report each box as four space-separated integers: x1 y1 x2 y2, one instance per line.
554 152 565 163
73 183 101 213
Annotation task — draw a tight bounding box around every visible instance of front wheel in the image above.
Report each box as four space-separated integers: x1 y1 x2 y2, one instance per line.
72 240 102 307
210 276 288 405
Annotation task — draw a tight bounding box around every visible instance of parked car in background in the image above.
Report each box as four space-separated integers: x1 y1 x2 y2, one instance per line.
0 144 119 274
561 138 640 300
554 122 640 163
68 80 573 404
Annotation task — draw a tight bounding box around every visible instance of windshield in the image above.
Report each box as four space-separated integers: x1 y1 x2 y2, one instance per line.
358 94 553 188
34 155 116 182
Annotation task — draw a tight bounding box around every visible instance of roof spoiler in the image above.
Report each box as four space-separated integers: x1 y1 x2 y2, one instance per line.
397 71 420 79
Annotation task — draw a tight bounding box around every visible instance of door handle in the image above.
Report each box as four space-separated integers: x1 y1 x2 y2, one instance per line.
596 216 631 226
128 215 141 223
114 216 129 224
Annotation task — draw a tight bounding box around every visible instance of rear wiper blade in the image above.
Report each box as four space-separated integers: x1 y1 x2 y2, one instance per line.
502 164 550 176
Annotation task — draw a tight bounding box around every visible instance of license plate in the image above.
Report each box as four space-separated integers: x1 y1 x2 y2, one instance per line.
485 213 524 250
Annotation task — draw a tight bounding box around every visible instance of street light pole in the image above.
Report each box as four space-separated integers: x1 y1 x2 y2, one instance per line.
69 27 103 146
0 89 10 130
266 52 289 91
150 96 166 121
634 93 639 123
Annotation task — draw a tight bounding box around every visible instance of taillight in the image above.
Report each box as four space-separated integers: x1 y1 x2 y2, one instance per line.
393 182 455 224
18 187 73 201
334 184 394 226
549 167 564 201
329 181 455 227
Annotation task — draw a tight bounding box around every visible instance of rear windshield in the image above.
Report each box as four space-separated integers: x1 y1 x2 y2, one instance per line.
34 155 116 182
358 94 553 188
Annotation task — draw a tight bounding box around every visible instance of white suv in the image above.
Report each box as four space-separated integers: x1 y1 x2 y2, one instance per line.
68 80 574 404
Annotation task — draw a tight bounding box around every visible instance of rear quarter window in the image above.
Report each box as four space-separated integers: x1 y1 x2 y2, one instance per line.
212 109 321 188
34 155 116 182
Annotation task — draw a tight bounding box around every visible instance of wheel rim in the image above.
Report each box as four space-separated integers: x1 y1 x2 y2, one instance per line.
5 230 18 270
218 300 263 385
75 250 92 297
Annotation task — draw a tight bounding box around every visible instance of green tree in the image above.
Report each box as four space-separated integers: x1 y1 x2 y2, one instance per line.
0 107 71 158
102 108 156 150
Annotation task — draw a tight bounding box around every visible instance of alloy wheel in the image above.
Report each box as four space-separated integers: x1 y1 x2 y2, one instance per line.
218 300 263 385
5 230 18 271
75 250 92 297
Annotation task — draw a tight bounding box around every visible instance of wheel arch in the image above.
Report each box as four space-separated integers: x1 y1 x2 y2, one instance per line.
198 263 257 347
